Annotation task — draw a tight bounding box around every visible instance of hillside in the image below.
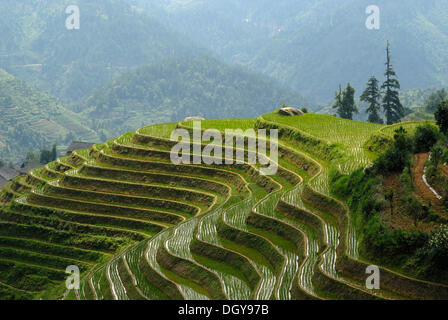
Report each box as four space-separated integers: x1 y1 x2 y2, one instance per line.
79 57 310 138
0 0 203 103
1 112 447 300
134 0 448 102
0 68 98 164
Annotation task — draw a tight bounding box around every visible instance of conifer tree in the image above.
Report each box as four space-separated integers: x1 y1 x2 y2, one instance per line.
381 41 404 124
332 83 358 120
332 84 343 117
361 76 383 124
51 144 57 161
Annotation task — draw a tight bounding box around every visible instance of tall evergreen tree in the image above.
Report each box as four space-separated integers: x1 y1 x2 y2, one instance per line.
332 84 343 117
381 41 404 124
332 83 358 120
51 144 57 161
360 76 383 124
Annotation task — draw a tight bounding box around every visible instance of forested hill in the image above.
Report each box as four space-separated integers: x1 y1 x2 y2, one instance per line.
80 57 310 138
0 68 98 163
133 0 448 103
0 0 204 103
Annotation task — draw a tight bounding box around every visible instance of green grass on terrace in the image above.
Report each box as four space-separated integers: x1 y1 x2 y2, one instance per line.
182 119 256 132
139 123 178 139
262 112 383 146
261 112 387 173
379 120 436 137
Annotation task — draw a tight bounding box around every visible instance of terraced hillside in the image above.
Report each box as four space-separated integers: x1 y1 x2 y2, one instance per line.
0 112 447 300
0 68 98 164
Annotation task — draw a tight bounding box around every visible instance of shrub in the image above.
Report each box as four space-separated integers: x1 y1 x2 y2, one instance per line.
413 124 439 153
373 127 413 173
363 214 427 261
425 225 448 267
430 145 444 168
399 167 413 203
435 100 448 135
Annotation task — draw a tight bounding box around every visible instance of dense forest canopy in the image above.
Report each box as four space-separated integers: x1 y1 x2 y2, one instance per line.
81 57 309 137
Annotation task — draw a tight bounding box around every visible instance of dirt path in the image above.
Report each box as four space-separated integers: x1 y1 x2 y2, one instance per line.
412 153 444 212
440 164 448 177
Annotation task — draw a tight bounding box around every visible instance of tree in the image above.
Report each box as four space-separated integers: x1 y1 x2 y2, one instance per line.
0 159 4 168
425 89 448 112
393 126 413 152
385 190 394 216
430 145 444 168
408 199 423 227
332 85 343 117
374 126 413 173
25 151 38 164
51 144 57 161
413 124 439 153
399 167 413 206
426 225 448 266
342 83 358 120
381 41 404 125
360 76 383 124
435 100 448 135
39 149 52 164
332 83 358 120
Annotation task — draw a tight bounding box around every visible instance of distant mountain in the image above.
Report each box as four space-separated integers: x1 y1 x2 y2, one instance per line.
133 0 448 103
0 68 98 164
80 57 309 137
0 0 204 103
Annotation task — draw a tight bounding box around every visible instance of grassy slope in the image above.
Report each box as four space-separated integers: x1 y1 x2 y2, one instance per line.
0 111 443 300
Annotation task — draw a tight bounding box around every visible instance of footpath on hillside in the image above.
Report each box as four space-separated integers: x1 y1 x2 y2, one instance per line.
412 153 444 214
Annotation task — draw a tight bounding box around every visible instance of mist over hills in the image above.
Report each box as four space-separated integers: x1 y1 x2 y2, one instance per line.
0 0 203 103
0 0 310 162
132 0 448 103
0 68 97 163
78 57 309 138
1 0 448 163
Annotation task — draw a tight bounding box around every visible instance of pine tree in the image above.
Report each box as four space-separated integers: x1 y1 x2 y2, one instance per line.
381 41 404 125
360 76 383 124
332 84 343 117
51 144 57 161
332 83 358 120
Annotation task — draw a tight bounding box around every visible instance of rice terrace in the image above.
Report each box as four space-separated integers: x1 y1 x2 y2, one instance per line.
2 1 448 307
1 110 448 301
